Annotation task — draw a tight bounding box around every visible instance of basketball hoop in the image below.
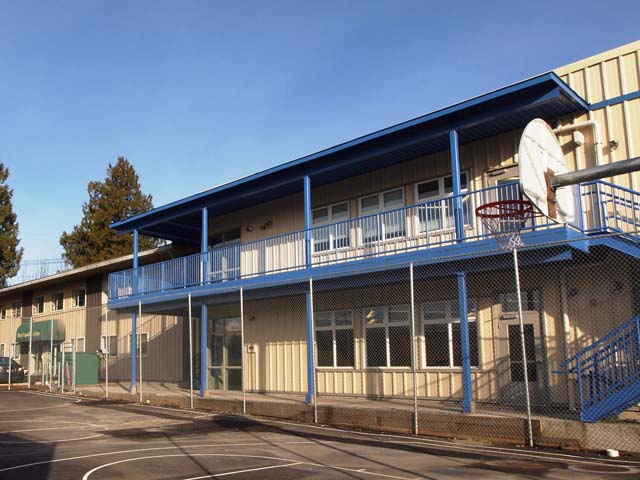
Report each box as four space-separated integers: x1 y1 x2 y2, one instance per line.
476 200 533 251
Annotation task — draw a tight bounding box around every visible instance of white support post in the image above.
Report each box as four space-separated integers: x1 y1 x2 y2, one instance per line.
105 308 109 400
513 248 533 447
49 317 54 392
240 287 246 414
8 314 12 390
188 293 194 409
28 316 33 388
409 263 419 435
73 311 77 394
309 278 317 424
138 300 143 404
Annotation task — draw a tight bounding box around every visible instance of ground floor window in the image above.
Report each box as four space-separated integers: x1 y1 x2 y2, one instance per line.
315 310 354 368
12 343 20 359
0 343 4 356
128 333 149 356
422 300 479 368
101 335 118 356
66 337 85 353
363 305 411 368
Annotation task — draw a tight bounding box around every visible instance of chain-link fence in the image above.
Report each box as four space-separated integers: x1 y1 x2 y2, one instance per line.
2 231 639 452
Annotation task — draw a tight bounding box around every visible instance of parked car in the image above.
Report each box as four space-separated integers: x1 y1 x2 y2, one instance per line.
0 357 25 383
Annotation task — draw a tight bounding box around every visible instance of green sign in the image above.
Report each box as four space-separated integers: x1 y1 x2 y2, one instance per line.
16 320 66 343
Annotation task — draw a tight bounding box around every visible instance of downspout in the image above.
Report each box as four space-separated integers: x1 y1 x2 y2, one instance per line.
553 120 603 167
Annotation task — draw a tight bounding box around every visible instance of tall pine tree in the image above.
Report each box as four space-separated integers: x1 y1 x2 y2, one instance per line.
60 157 160 268
0 163 23 286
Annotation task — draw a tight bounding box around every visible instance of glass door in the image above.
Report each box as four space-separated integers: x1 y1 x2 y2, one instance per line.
209 318 242 391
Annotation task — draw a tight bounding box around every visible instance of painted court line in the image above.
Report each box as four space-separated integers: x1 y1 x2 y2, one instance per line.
183 462 303 479
80 454 418 480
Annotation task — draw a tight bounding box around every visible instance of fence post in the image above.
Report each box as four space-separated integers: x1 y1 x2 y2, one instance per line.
409 263 419 434
8 314 12 390
73 311 77 394
138 300 143 403
49 317 54 393
105 308 109 400
240 287 246 414
28 316 33 388
513 249 533 447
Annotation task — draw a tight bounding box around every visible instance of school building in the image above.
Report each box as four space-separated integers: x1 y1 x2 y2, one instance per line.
2 41 640 430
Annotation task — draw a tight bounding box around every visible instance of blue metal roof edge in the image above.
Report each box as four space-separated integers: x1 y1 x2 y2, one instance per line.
111 72 587 233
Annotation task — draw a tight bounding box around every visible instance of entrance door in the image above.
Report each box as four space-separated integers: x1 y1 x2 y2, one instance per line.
209 318 242 391
495 292 545 405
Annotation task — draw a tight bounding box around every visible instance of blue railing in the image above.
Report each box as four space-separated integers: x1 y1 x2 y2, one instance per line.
559 315 640 422
109 180 636 300
580 180 640 234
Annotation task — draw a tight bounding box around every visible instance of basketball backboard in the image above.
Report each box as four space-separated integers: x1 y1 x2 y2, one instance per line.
518 119 575 223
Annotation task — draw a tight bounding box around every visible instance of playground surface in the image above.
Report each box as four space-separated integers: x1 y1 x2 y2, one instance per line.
0 390 639 479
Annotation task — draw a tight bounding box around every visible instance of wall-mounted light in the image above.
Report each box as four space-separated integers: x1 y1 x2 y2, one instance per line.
246 225 254 232
260 219 273 230
609 140 619 151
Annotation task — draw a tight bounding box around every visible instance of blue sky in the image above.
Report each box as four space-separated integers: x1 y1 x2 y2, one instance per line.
1 1 638 260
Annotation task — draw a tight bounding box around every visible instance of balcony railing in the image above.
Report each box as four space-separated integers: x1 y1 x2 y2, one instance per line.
109 180 631 300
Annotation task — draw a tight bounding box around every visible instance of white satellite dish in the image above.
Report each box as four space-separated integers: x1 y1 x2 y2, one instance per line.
518 119 575 223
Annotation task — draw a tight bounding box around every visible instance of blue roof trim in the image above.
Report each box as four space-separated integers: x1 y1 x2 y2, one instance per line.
112 72 587 233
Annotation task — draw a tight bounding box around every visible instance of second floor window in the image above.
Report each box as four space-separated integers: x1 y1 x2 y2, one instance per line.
72 289 86 308
0 307 6 320
359 188 406 244
33 296 45 314
416 172 471 233
52 292 64 311
12 302 22 317
312 202 350 253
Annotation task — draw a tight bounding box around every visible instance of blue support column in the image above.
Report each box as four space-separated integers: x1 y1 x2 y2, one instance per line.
200 303 208 396
457 271 473 413
303 175 312 268
305 282 315 404
201 207 208 285
303 177 315 404
449 130 465 243
200 207 208 395
130 229 139 392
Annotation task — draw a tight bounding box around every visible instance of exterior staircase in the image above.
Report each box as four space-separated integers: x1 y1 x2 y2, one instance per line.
559 315 640 422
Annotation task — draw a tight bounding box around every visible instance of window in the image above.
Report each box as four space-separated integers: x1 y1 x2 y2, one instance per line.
52 292 64 311
12 343 19 359
72 289 86 308
315 310 354 368
416 172 471 233
363 305 411 368
0 343 4 356
128 333 149 356
0 307 5 319
33 296 45 314
498 290 540 314
359 188 406 244
422 300 479 368
73 337 85 353
12 302 22 317
312 202 350 252
101 335 118 356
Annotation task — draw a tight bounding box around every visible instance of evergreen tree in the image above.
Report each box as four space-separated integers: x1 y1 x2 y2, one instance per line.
60 157 160 268
0 163 23 286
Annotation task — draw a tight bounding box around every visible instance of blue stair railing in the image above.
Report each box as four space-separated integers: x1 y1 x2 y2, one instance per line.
558 315 640 422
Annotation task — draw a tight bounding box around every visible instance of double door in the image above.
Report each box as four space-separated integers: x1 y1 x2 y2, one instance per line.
209 318 242 391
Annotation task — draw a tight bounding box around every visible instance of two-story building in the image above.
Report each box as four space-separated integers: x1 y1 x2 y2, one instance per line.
77 41 640 421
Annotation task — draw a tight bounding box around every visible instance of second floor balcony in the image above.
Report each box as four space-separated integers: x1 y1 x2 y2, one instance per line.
108 180 640 301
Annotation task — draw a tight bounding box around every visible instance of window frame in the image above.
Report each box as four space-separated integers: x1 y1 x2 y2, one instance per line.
0 307 6 320
311 201 351 253
12 302 22 317
0 343 4 357
362 304 412 369
12 343 19 360
101 335 118 356
358 188 407 244
414 171 472 234
33 296 45 314
72 288 86 309
314 310 355 369
52 292 64 311
421 299 479 369
127 332 149 357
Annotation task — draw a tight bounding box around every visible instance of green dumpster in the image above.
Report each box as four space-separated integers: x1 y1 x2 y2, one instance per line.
62 352 99 385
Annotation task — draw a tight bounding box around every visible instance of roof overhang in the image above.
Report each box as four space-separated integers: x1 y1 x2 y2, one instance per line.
111 72 588 244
